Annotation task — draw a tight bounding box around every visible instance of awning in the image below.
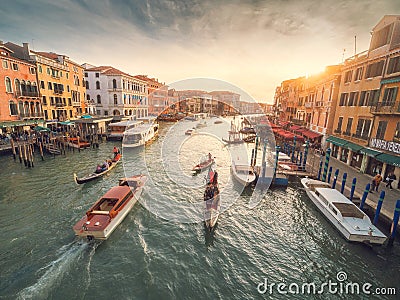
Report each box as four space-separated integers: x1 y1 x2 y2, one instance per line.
34 126 50 132
343 141 364 152
289 125 301 131
278 121 289 127
326 136 349 147
375 153 400 167
302 130 323 140
359 147 381 157
381 77 400 85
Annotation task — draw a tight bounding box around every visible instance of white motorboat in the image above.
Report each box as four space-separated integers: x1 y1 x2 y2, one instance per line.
73 175 147 240
231 161 257 186
301 178 387 245
122 123 159 148
107 120 144 140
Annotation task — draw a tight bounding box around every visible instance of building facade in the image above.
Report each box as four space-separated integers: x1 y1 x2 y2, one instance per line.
0 42 42 129
135 75 168 116
84 65 148 118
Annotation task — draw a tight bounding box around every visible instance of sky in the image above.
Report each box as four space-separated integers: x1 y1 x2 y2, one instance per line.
1 0 400 103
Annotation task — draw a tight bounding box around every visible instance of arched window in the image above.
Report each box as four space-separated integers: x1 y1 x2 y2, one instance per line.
5 77 12 93
114 94 118 105
21 80 26 92
9 100 18 115
97 95 101 104
86 81 89 89
96 81 100 89
113 79 117 89
26 81 32 92
31 82 37 94
86 94 90 101
113 109 120 116
14 79 20 94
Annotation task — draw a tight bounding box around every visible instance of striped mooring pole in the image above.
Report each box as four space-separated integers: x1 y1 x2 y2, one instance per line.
291 136 297 162
389 200 400 244
349 177 357 201
332 169 339 189
302 140 309 169
340 172 347 194
327 166 333 183
321 148 331 182
273 145 280 179
373 191 385 225
317 161 323 180
359 183 371 210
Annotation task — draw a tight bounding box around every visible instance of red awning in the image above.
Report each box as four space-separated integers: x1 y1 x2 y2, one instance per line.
278 121 290 127
302 130 322 140
289 125 301 131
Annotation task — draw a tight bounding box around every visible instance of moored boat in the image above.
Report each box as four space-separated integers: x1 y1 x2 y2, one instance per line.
301 178 387 245
185 128 196 135
67 137 90 149
204 168 220 231
73 175 147 240
122 123 159 148
74 153 121 184
231 161 257 186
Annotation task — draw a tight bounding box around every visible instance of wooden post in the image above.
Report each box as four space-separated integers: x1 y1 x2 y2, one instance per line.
10 139 16 160
18 144 22 163
39 139 44 160
29 143 34 167
23 143 28 166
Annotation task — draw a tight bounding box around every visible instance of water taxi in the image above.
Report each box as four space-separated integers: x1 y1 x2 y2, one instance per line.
73 175 147 240
301 178 387 245
231 161 257 186
122 123 159 148
107 120 143 140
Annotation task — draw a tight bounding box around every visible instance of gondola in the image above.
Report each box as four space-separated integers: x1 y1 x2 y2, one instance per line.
204 168 221 231
222 137 244 144
192 154 215 173
74 153 121 184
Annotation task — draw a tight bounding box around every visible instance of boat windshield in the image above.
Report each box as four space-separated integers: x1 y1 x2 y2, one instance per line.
123 133 143 144
332 202 365 219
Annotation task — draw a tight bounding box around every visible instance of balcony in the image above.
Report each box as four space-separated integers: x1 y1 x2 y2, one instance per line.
334 129 342 134
304 102 313 108
14 90 40 98
371 101 400 114
53 90 63 95
19 112 44 119
343 131 351 136
352 133 369 141
55 103 65 107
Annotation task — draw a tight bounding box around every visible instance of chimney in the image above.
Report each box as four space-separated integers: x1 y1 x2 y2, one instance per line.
22 43 30 60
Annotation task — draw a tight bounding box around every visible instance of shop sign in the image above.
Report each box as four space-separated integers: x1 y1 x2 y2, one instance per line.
370 138 400 154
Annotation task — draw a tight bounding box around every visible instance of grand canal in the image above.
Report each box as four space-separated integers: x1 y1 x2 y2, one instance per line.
1 120 399 299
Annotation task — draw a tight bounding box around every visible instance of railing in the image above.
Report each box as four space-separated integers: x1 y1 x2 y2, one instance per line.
53 90 63 95
55 103 65 107
371 101 400 114
19 112 44 119
352 133 369 141
14 90 40 98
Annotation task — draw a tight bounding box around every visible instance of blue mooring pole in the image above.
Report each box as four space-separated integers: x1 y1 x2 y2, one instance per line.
251 149 255 167
299 152 303 168
389 200 400 244
332 169 339 189
321 148 331 182
359 183 371 210
349 177 357 201
327 166 333 183
291 136 297 162
302 140 309 169
340 172 347 194
317 161 323 180
373 191 385 225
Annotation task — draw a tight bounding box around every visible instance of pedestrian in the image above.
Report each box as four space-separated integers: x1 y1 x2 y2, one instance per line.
385 172 397 190
370 173 383 193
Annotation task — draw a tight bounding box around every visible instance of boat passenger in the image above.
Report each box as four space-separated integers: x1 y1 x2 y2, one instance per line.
213 171 218 184
208 152 212 161
95 164 102 173
113 146 120 158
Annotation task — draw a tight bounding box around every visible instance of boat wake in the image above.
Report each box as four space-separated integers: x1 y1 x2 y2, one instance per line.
17 241 89 299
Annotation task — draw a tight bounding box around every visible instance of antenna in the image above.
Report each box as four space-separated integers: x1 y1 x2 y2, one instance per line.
342 48 346 63
354 35 357 56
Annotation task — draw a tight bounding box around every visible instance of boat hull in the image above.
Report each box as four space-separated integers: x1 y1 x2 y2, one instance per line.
74 155 121 184
301 178 386 245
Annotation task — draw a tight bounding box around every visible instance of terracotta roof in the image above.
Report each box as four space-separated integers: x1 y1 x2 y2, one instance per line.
85 65 113 72
32 51 64 60
86 65 133 77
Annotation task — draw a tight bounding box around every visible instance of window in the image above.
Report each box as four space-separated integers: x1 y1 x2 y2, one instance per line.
29 67 36 75
86 81 90 89
348 92 359 106
97 95 101 104
354 67 363 81
5 77 12 92
376 121 388 139
9 101 18 115
2 60 8 69
395 122 400 140
47 67 50 75
345 118 353 135
382 87 398 106
42 96 47 105
12 63 19 71
387 56 400 74
87 94 90 101
365 60 384 78
114 94 118 105
40 80 45 89
66 73 69 79
67 85 70 92
339 93 348 106
359 91 367 106
38 65 42 73
355 119 371 139
48 82 52 90
14 79 20 93
113 79 117 89
104 110 108 116
85 72 88 77
369 90 380 106
96 81 100 89
336 116 343 132
95 72 99 78
344 70 353 83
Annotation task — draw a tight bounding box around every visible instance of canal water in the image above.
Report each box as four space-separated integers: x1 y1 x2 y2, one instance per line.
0 120 399 299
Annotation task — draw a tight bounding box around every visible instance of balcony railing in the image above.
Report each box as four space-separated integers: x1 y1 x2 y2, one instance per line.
19 112 44 119
14 90 40 98
55 103 65 107
371 101 400 114
352 133 369 141
53 90 63 95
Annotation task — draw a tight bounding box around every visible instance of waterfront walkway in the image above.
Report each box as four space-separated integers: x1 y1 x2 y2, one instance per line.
306 150 400 222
